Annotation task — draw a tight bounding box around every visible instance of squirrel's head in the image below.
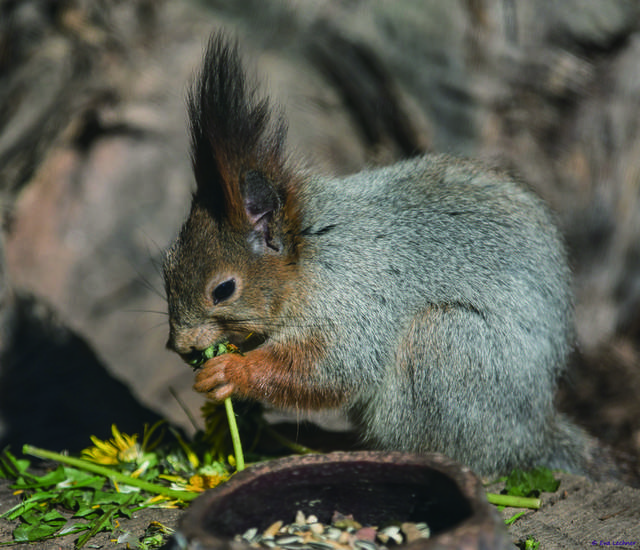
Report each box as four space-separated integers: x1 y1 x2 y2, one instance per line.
162 33 302 363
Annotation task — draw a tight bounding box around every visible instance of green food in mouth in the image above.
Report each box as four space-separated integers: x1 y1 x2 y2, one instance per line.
188 342 240 369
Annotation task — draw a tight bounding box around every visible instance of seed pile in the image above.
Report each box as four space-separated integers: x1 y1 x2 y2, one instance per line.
235 510 431 550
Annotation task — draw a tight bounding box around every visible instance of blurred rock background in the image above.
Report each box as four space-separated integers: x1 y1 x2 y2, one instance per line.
0 0 638 477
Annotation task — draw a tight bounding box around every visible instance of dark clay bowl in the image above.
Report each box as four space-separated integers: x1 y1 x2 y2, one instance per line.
169 451 512 550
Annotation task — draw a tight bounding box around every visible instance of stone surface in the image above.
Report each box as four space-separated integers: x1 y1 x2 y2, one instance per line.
490 473 640 548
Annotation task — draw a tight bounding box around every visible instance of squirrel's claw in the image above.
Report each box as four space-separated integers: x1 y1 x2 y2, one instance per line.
206 384 235 402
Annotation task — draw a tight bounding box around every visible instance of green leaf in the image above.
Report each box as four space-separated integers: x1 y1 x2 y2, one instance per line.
1 491 59 520
0 449 33 481
75 498 132 549
12 465 66 489
59 490 88 511
41 509 67 523
73 507 101 519
504 467 560 497
91 490 139 507
118 506 133 519
517 537 540 550
11 509 67 542
138 521 175 549
59 521 89 536
13 521 61 542
60 467 106 488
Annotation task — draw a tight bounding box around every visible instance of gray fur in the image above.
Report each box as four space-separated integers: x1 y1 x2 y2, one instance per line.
282 155 583 475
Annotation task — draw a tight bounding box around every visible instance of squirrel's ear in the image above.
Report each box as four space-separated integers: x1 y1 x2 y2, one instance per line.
242 170 280 224
242 170 283 252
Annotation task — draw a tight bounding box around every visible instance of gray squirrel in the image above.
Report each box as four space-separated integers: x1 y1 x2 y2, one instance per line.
162 33 591 477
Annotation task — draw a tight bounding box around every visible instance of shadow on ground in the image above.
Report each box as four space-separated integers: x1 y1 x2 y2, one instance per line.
0 292 164 454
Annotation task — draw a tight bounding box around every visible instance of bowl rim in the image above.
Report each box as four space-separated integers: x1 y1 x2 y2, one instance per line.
176 450 510 550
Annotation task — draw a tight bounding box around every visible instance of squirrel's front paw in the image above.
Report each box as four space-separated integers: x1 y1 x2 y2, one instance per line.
193 353 244 401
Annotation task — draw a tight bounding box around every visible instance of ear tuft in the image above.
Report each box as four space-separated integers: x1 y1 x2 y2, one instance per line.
187 32 288 224
186 32 303 259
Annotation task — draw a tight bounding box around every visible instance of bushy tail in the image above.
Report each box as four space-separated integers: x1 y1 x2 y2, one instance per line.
546 415 621 481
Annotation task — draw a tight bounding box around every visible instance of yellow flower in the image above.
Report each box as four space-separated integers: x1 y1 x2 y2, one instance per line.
183 472 229 492
140 495 182 509
82 425 142 465
159 471 229 493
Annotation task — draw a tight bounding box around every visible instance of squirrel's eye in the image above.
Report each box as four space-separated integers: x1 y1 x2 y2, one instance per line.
213 279 236 305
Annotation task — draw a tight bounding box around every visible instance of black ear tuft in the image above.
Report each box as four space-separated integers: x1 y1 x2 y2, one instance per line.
187 32 288 223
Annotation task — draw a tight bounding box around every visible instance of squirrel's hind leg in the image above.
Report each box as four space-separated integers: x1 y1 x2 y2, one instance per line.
356 304 578 477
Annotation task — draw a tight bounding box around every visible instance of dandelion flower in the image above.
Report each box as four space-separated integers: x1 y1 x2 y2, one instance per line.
82 425 142 465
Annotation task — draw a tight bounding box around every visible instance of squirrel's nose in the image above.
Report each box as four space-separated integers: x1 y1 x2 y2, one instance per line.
165 334 199 356
165 323 218 356
165 332 184 354
166 336 207 367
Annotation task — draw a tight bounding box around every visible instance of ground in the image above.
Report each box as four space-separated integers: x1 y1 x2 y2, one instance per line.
2 467 640 549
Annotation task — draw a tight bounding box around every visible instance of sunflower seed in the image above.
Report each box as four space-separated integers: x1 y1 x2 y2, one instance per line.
275 535 304 545
400 522 430 543
264 521 284 539
295 511 307 524
377 526 402 545
325 527 343 540
233 512 429 550
242 528 259 542
307 541 335 550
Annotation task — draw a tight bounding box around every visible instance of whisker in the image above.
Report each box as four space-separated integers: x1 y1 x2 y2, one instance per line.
123 308 169 316
135 269 167 302
140 320 170 335
150 256 165 283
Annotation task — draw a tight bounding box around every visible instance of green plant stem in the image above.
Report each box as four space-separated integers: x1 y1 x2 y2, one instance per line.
504 510 527 525
22 445 200 502
486 492 541 509
224 398 245 471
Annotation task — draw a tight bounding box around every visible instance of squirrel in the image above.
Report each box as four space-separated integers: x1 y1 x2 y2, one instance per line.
162 33 591 477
